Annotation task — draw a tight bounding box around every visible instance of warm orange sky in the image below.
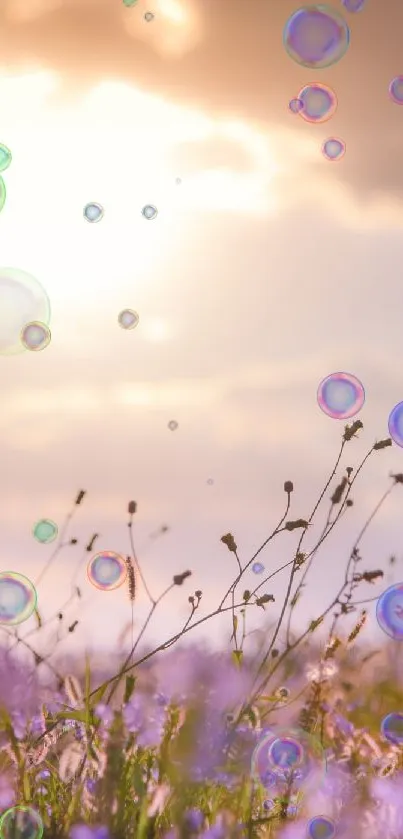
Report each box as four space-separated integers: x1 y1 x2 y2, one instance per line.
1 0 403 665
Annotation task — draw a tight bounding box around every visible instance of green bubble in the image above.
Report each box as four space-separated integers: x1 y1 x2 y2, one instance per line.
33 519 58 544
122 0 138 5
0 144 12 173
0 177 6 214
0 267 51 356
0 805 43 839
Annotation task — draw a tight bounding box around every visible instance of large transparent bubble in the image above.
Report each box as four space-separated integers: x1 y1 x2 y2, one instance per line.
0 268 51 356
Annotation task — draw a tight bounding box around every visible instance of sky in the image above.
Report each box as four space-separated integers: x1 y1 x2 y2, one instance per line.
1 0 403 670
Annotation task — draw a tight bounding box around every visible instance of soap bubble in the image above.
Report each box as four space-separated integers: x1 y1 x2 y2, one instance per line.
0 572 37 626
297 83 337 123
377 582 403 640
33 519 58 544
381 712 403 745
283 5 350 69
0 805 43 839
0 267 51 356
168 420 178 430
142 204 158 220
252 562 265 574
0 144 12 173
144 11 155 21
251 727 325 796
342 0 366 10
307 815 336 839
322 137 346 161
289 97 304 114
389 76 403 106
87 551 127 591
263 799 275 811
388 401 403 447
83 202 104 223
21 321 51 352
317 372 365 419
118 309 139 330
0 176 6 213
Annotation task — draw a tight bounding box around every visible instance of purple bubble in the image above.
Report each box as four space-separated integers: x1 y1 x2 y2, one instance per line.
307 815 336 839
322 137 346 161
342 0 367 11
317 372 365 419
381 712 403 745
388 401 403 447
283 5 350 70
289 97 304 114
298 83 337 124
389 76 403 105
377 582 403 640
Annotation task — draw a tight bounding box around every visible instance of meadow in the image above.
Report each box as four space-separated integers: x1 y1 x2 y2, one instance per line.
1 419 403 839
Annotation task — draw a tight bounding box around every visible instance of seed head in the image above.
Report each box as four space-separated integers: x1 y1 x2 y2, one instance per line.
128 501 137 515
221 533 237 552
284 481 294 494
173 570 192 586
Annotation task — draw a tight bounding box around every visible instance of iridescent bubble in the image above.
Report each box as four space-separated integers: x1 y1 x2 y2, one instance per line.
0 176 6 213
289 97 304 114
87 551 127 591
20 321 51 352
83 202 104 223
381 712 403 745
118 309 140 330
168 420 178 430
283 5 350 69
297 83 337 123
342 0 366 11
0 572 37 626
317 372 365 420
307 815 336 839
263 799 275 811
33 519 58 544
389 76 403 105
0 805 43 839
388 401 403 447
251 727 325 796
0 144 12 173
142 204 158 220
376 583 403 640
144 11 155 21
252 562 265 574
0 267 51 356
322 137 345 161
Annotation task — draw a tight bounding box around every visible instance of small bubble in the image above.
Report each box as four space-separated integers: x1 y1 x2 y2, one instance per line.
297 83 337 123
168 420 178 431
307 815 336 839
252 562 264 574
263 799 275 811
20 321 51 352
0 143 12 173
381 712 403 745
322 137 346 161
87 551 127 591
388 401 403 447
0 572 37 626
269 736 304 769
342 0 367 10
0 805 43 839
118 309 140 330
283 5 350 69
207 478 214 485
0 267 51 356
144 11 155 21
289 97 303 114
389 76 403 105
83 202 104 223
142 204 158 220
33 519 58 544
317 372 365 419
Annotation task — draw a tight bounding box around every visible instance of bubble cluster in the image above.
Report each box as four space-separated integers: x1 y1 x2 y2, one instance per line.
342 0 366 10
0 177 6 213
317 372 365 420
376 583 403 640
283 5 350 69
118 309 140 330
322 137 346 161
297 83 337 124
252 562 265 574
389 76 403 106
87 551 127 591
0 267 51 356
142 204 158 220
168 420 178 431
21 321 51 352
388 401 403 447
381 712 403 745
0 144 12 173
0 572 37 626
0 806 43 839
289 97 304 114
307 815 336 839
251 727 325 796
83 202 104 223
33 519 58 544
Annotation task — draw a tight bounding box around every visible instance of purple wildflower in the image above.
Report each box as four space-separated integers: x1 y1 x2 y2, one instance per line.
184 808 204 831
94 703 114 728
70 827 110 839
123 693 165 747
